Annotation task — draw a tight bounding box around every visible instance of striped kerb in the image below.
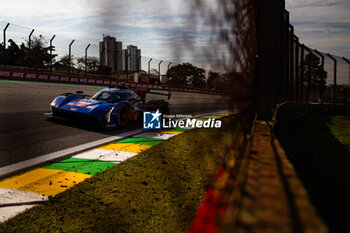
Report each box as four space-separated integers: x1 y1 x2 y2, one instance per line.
0 112 230 201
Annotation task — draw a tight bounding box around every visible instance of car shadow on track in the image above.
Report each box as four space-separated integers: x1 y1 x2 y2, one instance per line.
47 117 143 135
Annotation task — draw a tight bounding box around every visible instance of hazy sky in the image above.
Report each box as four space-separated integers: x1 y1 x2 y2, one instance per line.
0 0 349 71
286 0 350 57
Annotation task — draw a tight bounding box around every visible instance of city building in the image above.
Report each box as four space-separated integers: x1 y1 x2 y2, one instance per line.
99 35 142 78
99 35 122 73
122 45 141 72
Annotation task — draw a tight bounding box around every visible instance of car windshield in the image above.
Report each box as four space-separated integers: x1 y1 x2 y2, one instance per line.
91 90 129 101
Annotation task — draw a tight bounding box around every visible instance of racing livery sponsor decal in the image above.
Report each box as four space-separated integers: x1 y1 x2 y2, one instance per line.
74 102 89 107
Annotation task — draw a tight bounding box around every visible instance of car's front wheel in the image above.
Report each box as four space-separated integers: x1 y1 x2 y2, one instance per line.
117 104 129 128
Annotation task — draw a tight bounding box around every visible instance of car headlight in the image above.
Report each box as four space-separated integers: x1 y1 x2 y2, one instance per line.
105 106 116 123
50 98 58 107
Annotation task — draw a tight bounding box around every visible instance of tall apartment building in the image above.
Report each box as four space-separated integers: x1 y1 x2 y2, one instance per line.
99 35 122 73
122 45 141 71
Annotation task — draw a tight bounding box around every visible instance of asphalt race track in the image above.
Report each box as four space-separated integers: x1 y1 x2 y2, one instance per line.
0 80 231 168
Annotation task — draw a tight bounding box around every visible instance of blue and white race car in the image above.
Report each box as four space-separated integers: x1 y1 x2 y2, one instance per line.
46 86 170 129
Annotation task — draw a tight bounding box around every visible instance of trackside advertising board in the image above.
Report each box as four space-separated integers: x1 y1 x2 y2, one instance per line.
0 68 226 95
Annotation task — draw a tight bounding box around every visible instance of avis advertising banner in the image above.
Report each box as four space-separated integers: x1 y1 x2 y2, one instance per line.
0 67 226 95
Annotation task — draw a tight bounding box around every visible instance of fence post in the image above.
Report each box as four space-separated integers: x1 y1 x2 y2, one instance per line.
294 36 299 101
137 56 141 72
3 23 10 68
284 11 290 101
314 50 325 103
85 44 90 77
254 0 286 114
342 57 350 85
167 62 172 72
158 60 163 83
300 44 305 102
28 29 34 68
50 35 55 73
68 40 75 74
304 46 313 102
327 53 337 104
137 55 141 82
125 52 130 79
289 25 294 100
148 58 152 81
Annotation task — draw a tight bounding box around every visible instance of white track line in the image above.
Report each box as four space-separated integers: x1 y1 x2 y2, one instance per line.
133 132 175 140
0 189 48 222
72 149 137 163
0 128 144 178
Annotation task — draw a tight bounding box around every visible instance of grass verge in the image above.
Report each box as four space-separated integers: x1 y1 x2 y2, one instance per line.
275 115 350 233
0 116 238 233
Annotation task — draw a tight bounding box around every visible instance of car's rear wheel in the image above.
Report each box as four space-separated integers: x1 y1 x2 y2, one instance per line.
118 104 129 128
162 103 170 115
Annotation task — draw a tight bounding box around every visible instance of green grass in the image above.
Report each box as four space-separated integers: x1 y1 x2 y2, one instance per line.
0 116 238 233
275 115 350 233
327 115 350 150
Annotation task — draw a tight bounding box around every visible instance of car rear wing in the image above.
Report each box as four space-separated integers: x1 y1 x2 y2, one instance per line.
134 88 171 100
148 89 171 100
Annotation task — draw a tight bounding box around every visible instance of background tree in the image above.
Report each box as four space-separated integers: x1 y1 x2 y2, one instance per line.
0 37 56 68
76 56 100 73
166 63 206 88
207 71 228 90
27 36 53 68
150 68 159 76
337 85 350 103
6 39 25 66
302 53 327 89
53 54 74 72
56 55 111 75
97 65 112 75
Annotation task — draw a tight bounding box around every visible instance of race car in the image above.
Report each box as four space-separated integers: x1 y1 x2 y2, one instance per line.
45 86 170 129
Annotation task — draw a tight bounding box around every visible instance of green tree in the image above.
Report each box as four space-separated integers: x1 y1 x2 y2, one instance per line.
302 53 327 89
76 56 100 73
28 36 54 68
166 63 206 88
207 71 227 90
6 39 25 66
97 65 112 75
150 68 159 76
10 36 56 68
53 54 75 72
0 37 56 68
